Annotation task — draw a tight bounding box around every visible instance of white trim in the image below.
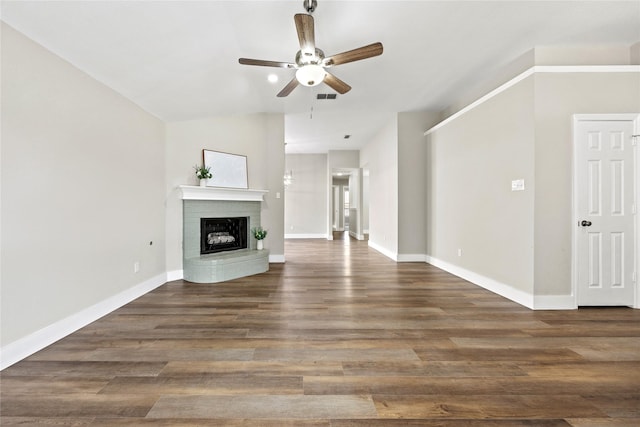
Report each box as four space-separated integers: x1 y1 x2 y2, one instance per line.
285 233 328 239
425 256 534 309
178 185 268 201
425 65 640 136
636 117 640 309
397 254 428 263
0 273 167 370
166 269 184 281
269 254 285 263
533 295 577 310
368 240 398 261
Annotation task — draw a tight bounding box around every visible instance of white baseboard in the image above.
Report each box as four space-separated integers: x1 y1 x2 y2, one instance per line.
425 255 534 309
349 231 365 241
0 273 167 370
533 294 577 310
397 254 428 263
166 269 183 281
368 241 398 261
269 254 285 263
285 234 328 239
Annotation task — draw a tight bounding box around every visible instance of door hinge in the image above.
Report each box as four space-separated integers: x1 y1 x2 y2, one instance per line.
632 135 640 146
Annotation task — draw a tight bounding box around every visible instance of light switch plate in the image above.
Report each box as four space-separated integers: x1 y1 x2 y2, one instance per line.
511 179 525 191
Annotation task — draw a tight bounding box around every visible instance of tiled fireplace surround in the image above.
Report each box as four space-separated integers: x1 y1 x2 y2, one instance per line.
180 186 269 283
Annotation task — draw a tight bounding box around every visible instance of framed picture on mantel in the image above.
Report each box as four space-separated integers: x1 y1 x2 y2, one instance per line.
203 149 248 189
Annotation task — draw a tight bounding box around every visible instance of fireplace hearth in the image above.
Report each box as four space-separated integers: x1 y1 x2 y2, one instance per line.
200 217 248 254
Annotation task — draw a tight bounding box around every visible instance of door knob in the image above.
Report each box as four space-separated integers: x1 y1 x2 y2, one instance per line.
580 220 592 227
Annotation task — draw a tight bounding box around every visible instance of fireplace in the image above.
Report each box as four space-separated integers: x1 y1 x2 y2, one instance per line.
180 188 268 283
200 217 248 254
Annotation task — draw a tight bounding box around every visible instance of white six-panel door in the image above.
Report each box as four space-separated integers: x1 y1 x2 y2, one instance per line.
575 115 637 306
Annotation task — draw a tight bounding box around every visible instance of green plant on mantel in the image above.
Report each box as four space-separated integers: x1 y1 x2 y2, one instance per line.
251 226 268 240
194 165 212 179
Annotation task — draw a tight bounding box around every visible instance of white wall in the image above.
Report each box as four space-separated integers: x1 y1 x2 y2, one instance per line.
165 113 285 271
285 153 328 237
1 23 166 356
360 116 399 259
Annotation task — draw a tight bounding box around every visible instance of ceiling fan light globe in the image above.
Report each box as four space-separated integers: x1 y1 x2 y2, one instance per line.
296 64 326 87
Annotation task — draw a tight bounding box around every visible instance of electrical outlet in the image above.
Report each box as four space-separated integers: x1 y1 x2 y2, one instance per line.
134 261 140 273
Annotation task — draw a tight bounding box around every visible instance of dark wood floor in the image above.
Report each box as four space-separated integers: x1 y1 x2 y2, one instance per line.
2 234 639 426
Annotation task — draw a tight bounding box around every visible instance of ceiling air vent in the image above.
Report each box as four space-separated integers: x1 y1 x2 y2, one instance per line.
316 94 337 100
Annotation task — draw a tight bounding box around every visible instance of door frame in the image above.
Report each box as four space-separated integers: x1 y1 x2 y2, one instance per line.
572 113 640 308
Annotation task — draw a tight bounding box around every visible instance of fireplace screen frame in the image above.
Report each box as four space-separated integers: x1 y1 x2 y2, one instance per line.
200 216 248 255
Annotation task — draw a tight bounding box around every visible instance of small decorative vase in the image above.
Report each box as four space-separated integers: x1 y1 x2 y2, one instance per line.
199 179 207 187
257 240 264 250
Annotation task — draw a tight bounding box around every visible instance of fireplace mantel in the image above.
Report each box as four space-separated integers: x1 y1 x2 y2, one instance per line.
178 185 268 202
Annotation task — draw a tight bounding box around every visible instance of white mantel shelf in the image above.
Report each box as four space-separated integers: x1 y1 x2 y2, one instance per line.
178 185 268 202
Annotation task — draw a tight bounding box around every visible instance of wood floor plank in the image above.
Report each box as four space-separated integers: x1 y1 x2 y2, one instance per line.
0 394 156 417
158 360 344 377
98 374 302 395
2 234 639 425
372 394 606 419
146 395 377 419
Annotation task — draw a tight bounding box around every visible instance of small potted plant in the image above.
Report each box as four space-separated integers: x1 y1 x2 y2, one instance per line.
251 226 268 250
194 165 212 187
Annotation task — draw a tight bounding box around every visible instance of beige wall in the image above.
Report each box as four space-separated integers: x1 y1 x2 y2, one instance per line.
426 68 640 302
1 23 166 346
426 77 536 294
397 112 440 257
533 72 640 295
164 113 285 271
285 153 328 236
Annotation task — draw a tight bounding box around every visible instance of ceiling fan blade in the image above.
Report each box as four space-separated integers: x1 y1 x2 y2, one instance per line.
323 72 351 94
239 58 295 68
324 42 383 67
277 77 300 97
294 14 315 57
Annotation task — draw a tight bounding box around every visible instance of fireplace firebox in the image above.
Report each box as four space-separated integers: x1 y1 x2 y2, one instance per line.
200 217 248 254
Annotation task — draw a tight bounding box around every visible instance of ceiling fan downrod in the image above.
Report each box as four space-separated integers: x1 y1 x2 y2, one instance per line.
303 0 317 13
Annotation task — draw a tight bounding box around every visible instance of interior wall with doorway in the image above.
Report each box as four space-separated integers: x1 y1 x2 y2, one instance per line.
284 153 328 238
425 67 640 309
332 177 349 231
327 150 359 240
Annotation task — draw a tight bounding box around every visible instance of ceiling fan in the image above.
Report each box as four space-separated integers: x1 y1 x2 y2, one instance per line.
238 0 383 97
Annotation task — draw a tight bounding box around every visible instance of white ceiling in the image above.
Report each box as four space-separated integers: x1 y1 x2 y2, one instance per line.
2 1 639 153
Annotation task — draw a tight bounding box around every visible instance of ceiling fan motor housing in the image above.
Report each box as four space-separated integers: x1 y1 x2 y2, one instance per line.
295 49 325 67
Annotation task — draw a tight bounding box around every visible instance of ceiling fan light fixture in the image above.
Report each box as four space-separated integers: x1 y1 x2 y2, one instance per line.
296 64 326 86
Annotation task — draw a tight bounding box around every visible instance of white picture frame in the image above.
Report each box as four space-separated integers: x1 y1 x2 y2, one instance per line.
203 150 248 189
